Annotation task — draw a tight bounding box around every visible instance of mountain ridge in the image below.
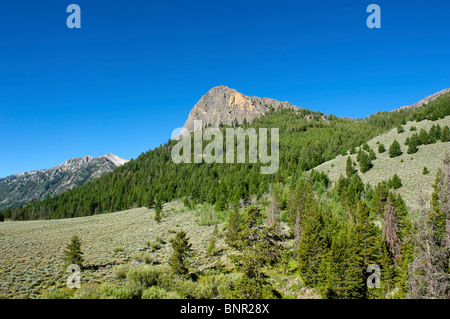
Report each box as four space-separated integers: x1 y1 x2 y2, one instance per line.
0 153 128 210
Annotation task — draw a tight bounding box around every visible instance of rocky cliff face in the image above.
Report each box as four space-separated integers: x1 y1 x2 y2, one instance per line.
0 154 128 210
182 86 300 131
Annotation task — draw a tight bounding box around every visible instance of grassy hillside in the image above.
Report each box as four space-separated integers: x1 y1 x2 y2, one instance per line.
0 201 217 298
314 115 450 210
0 200 316 299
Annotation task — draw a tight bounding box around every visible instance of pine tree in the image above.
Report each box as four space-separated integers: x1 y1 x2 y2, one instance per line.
370 183 388 217
154 200 162 223
378 144 386 153
391 174 402 189
388 140 403 158
169 230 193 276
63 235 84 268
346 156 356 178
357 150 373 173
419 128 429 145
225 207 242 248
297 202 327 286
146 192 155 208
353 201 382 298
230 206 283 299
407 133 419 154
363 143 371 152
440 125 450 142
368 148 377 161
207 233 217 256
430 168 447 243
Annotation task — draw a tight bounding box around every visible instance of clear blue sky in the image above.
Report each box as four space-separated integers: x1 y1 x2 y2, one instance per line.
0 0 449 177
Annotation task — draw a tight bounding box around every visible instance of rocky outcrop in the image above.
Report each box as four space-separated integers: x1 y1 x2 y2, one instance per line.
0 154 128 210
396 88 450 110
182 86 300 131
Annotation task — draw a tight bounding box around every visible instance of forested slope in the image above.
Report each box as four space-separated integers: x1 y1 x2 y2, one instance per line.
2 92 449 221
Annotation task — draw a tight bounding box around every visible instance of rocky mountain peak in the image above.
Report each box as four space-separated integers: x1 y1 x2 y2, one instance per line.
181 86 300 131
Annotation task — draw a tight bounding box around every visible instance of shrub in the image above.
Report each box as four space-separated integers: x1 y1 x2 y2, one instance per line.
44 288 71 299
151 241 161 251
142 286 171 299
410 126 417 131
113 264 129 279
127 265 162 287
113 246 124 253
423 167 429 175
99 283 142 299
72 286 101 299
143 252 153 264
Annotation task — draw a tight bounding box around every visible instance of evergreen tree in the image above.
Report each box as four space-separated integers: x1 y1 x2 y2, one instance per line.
146 192 155 208
388 140 403 158
225 207 242 248
154 200 162 223
406 133 419 154
363 143 371 152
169 230 193 276
391 174 402 189
297 201 327 286
368 148 377 161
430 168 447 243
207 232 217 256
378 144 386 153
319 225 362 298
230 206 283 298
63 235 84 268
397 125 405 134
370 182 388 217
346 156 356 178
357 150 373 173
353 201 382 298
440 125 450 142
419 128 429 145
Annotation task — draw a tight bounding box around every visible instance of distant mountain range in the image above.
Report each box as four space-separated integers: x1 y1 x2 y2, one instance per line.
0 153 128 210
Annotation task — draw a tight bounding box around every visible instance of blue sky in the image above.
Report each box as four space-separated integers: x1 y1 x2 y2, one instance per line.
0 0 449 177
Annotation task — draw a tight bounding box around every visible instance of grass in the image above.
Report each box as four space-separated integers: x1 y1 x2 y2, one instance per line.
0 200 222 298
314 115 450 211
